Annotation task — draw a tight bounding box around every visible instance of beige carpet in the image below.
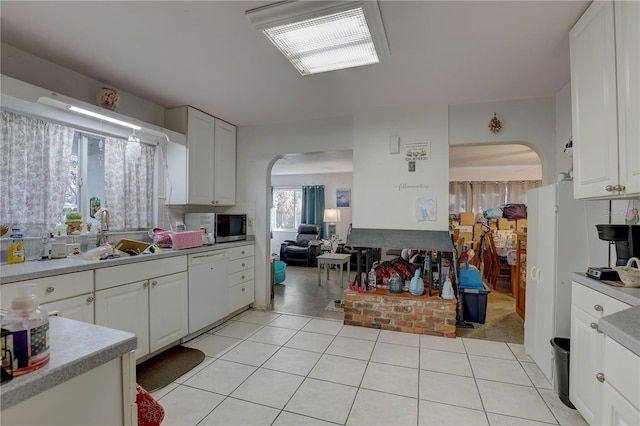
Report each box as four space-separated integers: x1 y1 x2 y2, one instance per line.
456 277 524 344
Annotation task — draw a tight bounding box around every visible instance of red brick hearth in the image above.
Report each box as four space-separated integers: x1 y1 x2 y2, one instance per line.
343 289 457 337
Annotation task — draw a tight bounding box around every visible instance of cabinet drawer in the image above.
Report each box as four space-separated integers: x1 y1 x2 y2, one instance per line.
229 256 254 274
229 280 254 312
229 268 255 287
229 245 254 261
95 256 187 290
572 282 631 319
604 337 640 410
43 293 95 324
1 271 93 309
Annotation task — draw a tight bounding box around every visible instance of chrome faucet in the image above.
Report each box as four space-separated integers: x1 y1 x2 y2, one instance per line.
95 208 110 247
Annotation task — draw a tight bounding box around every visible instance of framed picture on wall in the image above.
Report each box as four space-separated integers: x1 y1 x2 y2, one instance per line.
337 188 351 208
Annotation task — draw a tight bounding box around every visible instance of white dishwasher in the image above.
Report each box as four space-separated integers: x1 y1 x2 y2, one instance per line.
188 251 229 334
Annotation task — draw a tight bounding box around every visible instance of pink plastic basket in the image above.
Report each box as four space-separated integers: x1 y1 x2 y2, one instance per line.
168 230 203 250
150 229 202 250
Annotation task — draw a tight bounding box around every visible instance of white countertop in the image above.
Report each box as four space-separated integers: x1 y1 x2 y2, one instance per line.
1 240 254 285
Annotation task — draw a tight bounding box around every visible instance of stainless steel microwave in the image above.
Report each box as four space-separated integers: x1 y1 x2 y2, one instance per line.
185 213 247 243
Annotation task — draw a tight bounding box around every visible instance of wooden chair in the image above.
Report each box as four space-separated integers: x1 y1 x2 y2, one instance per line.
484 232 511 289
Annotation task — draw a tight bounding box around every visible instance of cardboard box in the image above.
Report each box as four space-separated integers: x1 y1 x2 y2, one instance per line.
473 224 484 241
459 232 473 243
498 219 517 230
516 219 528 231
457 225 473 233
459 212 475 226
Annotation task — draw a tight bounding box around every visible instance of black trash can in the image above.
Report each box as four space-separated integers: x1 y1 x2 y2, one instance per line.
551 337 576 409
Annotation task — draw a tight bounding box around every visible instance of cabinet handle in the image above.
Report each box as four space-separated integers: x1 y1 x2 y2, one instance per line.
614 184 625 192
241 287 245 292
605 185 615 192
241 250 245 255
590 322 598 330
594 304 603 312
151 280 157 287
46 286 55 293
242 263 246 267
596 373 605 383
86 296 95 303
241 275 245 280
143 282 149 288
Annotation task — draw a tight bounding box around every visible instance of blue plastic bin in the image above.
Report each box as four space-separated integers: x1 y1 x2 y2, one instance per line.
458 268 490 323
274 260 286 284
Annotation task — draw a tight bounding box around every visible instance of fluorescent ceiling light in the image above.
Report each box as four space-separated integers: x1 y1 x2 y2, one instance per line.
247 0 389 75
68 106 141 130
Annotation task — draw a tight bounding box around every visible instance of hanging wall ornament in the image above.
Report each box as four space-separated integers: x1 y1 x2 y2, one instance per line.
97 87 120 111
488 112 503 134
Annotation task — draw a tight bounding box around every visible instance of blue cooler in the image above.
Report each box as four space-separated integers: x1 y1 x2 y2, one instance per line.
458 268 490 324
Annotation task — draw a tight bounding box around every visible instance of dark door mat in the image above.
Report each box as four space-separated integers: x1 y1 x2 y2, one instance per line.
136 346 205 392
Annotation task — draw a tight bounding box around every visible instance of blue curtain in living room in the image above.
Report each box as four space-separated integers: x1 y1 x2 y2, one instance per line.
301 185 325 239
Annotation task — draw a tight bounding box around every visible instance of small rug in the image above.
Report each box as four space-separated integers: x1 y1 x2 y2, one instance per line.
136 346 205 392
325 299 344 312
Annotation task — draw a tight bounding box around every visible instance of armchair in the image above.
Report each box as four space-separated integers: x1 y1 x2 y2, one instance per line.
280 224 322 267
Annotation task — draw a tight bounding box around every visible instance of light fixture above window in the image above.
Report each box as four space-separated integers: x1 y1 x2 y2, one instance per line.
246 0 389 75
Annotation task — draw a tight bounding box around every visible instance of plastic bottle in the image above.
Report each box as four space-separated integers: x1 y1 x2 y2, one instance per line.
43 232 56 260
368 267 377 291
7 227 25 264
0 285 50 376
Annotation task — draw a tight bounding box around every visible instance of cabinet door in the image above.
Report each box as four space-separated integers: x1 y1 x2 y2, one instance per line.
524 188 539 358
570 305 603 425
229 281 254 314
149 272 188 353
186 108 215 205
615 0 640 197
570 1 619 199
43 294 95 324
602 382 640 426
96 281 150 359
213 119 236 206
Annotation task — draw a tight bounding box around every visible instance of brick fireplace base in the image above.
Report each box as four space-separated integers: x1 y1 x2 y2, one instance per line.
343 289 457 337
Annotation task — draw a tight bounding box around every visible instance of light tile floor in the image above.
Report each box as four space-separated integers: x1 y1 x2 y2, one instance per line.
152 309 587 426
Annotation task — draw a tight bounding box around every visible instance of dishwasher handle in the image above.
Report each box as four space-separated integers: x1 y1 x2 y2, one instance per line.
190 251 228 265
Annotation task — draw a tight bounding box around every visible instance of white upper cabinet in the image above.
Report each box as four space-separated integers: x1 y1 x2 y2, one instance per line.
165 106 236 205
570 0 640 199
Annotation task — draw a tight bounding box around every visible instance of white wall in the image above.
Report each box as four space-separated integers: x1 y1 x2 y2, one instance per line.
270 172 353 255
450 165 542 182
1 43 165 126
449 97 557 185
353 105 449 230
236 117 354 308
555 83 574 178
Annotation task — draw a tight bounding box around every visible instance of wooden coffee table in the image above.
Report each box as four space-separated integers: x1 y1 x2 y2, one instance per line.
316 253 351 287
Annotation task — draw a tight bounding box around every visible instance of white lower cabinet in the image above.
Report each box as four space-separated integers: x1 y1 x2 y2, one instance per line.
601 336 640 425
149 271 189 352
228 245 255 314
570 282 632 424
43 293 95 324
95 280 151 359
95 257 188 360
0 271 94 323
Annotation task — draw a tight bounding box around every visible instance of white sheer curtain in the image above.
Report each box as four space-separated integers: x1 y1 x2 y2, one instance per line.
0 111 74 230
450 180 542 215
104 137 155 230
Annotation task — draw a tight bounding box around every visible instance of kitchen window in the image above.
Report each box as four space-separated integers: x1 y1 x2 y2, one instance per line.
1 110 155 234
271 187 302 231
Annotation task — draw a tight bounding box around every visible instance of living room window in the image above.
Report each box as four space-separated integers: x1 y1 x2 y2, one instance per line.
271 187 302 231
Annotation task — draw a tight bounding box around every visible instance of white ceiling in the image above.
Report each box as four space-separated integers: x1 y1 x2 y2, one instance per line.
0 0 589 128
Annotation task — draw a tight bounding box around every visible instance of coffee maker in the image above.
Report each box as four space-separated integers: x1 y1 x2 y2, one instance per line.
587 225 640 280
596 224 640 266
